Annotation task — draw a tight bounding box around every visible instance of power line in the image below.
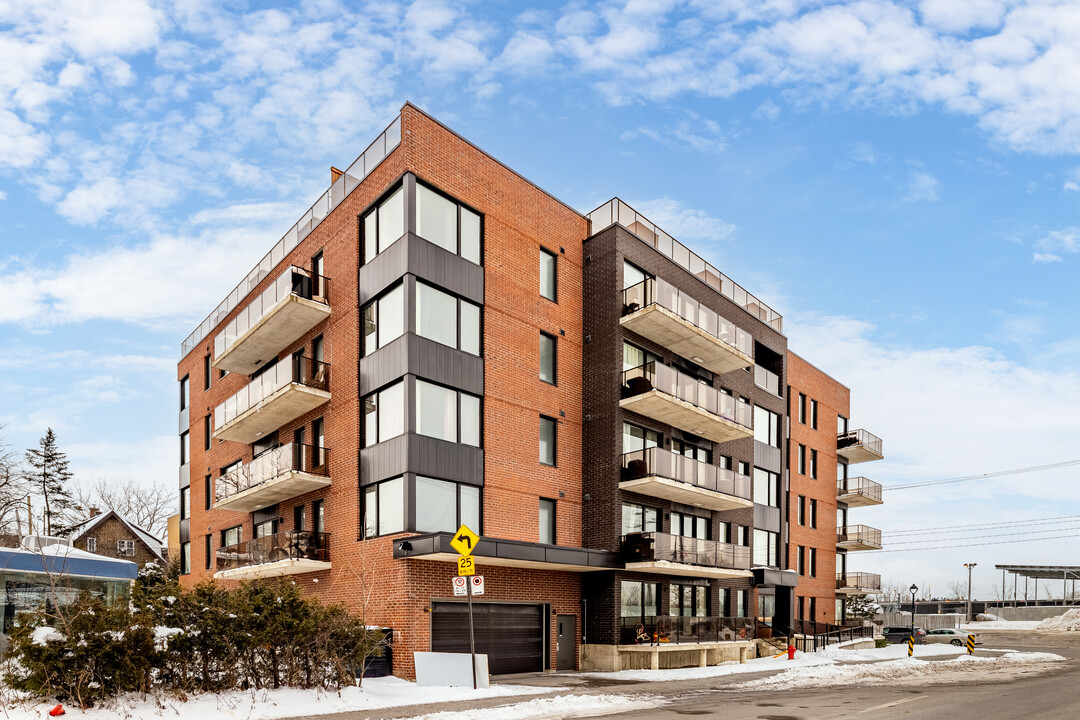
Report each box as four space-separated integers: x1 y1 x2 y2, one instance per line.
887 459 1080 490
885 524 1080 546
885 514 1080 536
865 531 1080 552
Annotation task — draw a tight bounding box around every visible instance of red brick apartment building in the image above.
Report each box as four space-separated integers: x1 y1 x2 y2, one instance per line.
175 103 885 677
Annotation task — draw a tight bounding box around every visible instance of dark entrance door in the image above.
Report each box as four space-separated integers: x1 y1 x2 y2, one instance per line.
556 614 576 670
431 602 544 674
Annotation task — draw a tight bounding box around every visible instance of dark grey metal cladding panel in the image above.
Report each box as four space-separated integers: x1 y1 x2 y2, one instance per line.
361 434 483 487
497 543 547 562
407 234 485 305
754 504 781 532
358 232 410 304
409 435 484 485
411 336 484 396
179 518 190 544
754 442 782 472
360 334 409 394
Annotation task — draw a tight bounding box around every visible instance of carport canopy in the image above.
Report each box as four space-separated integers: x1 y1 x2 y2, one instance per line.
995 565 1080 580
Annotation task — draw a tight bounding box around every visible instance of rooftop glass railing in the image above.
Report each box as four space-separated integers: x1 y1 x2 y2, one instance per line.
215 443 329 504
622 278 753 357
182 115 401 357
214 355 329 430
621 362 753 428
589 198 782 332
213 268 329 359
621 448 751 499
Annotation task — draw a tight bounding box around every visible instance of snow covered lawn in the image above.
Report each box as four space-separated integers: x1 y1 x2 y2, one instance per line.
0 676 559 720
405 694 662 720
733 651 1067 690
960 620 1042 631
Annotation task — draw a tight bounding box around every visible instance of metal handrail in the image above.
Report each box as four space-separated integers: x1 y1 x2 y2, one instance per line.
836 524 883 546
838 429 883 455
216 530 330 572
837 476 882 502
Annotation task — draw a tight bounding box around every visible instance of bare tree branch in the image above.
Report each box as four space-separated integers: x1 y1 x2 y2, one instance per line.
71 477 176 539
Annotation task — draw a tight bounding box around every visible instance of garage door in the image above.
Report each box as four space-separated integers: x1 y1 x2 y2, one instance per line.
431 602 545 674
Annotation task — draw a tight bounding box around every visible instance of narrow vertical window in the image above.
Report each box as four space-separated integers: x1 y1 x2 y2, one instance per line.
798 444 806 474
180 432 189 466
810 399 818 429
180 542 191 575
179 375 189 411
204 354 211 391
540 248 557 301
204 475 212 511
810 448 818 479
204 534 212 570
540 333 557 384
539 416 556 466
204 414 212 451
539 498 556 544
180 487 189 520
798 393 806 423
313 499 325 535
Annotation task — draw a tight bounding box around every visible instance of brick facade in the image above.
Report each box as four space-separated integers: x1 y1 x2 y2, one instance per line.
70 512 161 567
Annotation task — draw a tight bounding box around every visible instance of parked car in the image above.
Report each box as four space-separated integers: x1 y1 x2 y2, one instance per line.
883 626 927 644
925 628 982 646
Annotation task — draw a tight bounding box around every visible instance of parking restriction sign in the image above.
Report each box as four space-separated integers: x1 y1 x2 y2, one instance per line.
470 575 485 595
452 576 467 596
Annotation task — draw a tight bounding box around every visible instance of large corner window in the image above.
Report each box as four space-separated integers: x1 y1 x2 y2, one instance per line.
416 183 481 264
363 284 405 354
363 185 405 264
363 477 405 538
753 406 781 447
416 477 481 534
417 281 481 355
416 380 481 447
363 381 405 447
753 529 780 567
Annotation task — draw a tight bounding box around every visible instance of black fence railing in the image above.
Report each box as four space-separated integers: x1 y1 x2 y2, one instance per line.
620 615 757 645
216 530 330 573
790 618 874 652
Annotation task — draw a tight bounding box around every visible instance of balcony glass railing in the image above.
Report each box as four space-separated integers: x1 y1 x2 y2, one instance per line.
836 525 882 547
589 198 782 332
622 363 752 428
836 572 882 592
182 114 402 357
623 532 751 570
215 443 330 503
214 267 329 359
622 278 752 357
837 477 883 503
619 615 756 645
214 356 329 429
621 448 751 499
838 429 883 456
216 530 329 573
753 365 781 396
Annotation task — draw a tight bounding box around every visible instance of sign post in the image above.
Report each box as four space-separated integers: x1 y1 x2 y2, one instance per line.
451 524 480 690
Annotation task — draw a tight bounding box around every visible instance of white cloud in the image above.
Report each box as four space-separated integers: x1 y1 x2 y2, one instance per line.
0 190 7 200
497 32 555 73
1034 226 1080 260
1065 181 1080 192
56 176 125 225
787 311 1080 597
1033 252 1062 263
905 169 941 202
628 197 736 242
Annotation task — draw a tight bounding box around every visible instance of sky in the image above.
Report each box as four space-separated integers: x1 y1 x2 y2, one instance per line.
2 0 1080 601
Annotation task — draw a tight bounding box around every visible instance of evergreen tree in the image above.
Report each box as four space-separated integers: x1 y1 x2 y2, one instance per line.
23 429 76 536
846 593 882 622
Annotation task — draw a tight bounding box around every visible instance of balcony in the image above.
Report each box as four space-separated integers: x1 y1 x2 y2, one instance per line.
621 363 753 444
837 429 884 464
753 365 781 397
622 532 752 579
836 525 882 551
215 530 330 580
213 356 329 444
588 198 783 332
837 476 883 507
836 572 882 595
214 268 330 375
214 443 330 513
620 448 752 512
619 616 757 645
621 278 752 375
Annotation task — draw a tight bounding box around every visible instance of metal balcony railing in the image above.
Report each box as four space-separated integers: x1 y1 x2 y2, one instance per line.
838 429 883 456
754 365 781 396
621 363 752 428
621 448 751 500
215 443 330 503
619 615 756 645
836 572 882 592
836 525 883 548
622 532 751 570
589 198 783 332
216 530 330 573
621 278 752 357
214 355 329 429
214 267 329 359
837 476 883 503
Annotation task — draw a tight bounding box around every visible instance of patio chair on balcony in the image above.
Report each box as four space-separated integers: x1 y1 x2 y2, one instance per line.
622 375 653 398
623 458 648 480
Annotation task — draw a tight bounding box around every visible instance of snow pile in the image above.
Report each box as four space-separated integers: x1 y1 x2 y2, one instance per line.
29 627 64 647
0 676 557 720
580 651 834 682
976 613 1002 621
960 619 1041 631
409 694 661 720
734 651 1066 690
1036 608 1080 631
819 642 966 662
153 626 184 650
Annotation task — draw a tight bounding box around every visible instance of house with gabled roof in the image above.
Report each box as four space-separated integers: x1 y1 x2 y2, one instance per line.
66 509 164 567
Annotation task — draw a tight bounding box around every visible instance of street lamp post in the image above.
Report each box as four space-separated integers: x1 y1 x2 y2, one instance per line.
909 584 918 646
964 563 977 621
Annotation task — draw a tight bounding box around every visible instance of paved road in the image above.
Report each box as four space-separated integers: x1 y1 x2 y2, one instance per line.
299 630 1080 720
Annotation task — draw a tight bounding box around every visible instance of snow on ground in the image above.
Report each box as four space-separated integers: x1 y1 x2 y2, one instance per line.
960 620 1042 631
818 642 967 661
1037 609 1080 631
407 694 662 720
0 676 558 720
733 652 1067 691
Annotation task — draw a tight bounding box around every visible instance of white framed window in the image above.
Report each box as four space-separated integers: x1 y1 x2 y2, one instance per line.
117 540 135 557
86 537 97 552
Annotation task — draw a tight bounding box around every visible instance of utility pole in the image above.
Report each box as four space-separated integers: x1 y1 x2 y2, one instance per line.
964 563 977 621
